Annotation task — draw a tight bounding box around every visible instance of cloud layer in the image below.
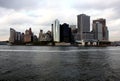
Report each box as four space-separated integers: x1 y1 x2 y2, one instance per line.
0 0 120 41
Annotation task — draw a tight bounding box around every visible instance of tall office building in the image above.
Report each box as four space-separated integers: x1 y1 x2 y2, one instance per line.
15 32 21 43
39 30 44 41
93 22 103 40
93 18 109 41
24 28 33 43
9 28 16 43
60 23 71 43
77 14 90 40
104 27 109 40
21 33 24 43
53 19 60 42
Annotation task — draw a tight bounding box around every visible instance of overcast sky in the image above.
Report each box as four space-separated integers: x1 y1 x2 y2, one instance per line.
0 0 120 41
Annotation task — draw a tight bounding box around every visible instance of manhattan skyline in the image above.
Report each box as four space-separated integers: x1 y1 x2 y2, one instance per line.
0 0 120 41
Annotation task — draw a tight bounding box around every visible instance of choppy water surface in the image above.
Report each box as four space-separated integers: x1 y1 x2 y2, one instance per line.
0 46 120 81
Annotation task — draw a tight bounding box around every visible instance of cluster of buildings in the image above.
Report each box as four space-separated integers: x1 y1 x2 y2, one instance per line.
9 28 52 45
9 13 109 46
9 28 36 44
52 22 73 43
52 14 109 46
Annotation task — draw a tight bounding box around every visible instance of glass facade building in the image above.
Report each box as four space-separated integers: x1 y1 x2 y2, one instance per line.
53 19 60 42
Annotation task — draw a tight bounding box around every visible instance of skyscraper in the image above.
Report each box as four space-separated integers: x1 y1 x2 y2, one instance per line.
53 19 60 42
9 28 16 44
60 23 71 43
104 27 109 40
77 14 90 40
15 32 21 43
93 22 103 40
39 30 44 41
93 18 109 41
24 28 33 43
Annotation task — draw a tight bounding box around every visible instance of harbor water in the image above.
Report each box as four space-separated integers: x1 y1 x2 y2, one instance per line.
0 46 120 81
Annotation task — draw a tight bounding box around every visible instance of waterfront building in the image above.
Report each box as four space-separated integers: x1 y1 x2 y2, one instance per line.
9 28 23 44
15 32 21 43
82 32 94 41
9 28 16 44
104 26 109 40
24 28 32 43
93 18 109 41
77 14 90 40
53 19 60 42
24 30 31 43
92 22 103 41
39 30 45 41
39 30 52 42
21 33 24 43
71 28 78 43
29 28 34 42
45 31 52 41
60 23 71 43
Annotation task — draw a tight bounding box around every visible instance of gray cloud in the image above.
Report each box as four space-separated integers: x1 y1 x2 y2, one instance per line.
0 0 45 9
0 0 69 10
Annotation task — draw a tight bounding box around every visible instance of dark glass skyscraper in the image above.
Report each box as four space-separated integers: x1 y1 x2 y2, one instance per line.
60 23 71 43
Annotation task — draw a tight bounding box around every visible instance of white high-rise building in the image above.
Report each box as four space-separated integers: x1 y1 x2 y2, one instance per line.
53 19 60 42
